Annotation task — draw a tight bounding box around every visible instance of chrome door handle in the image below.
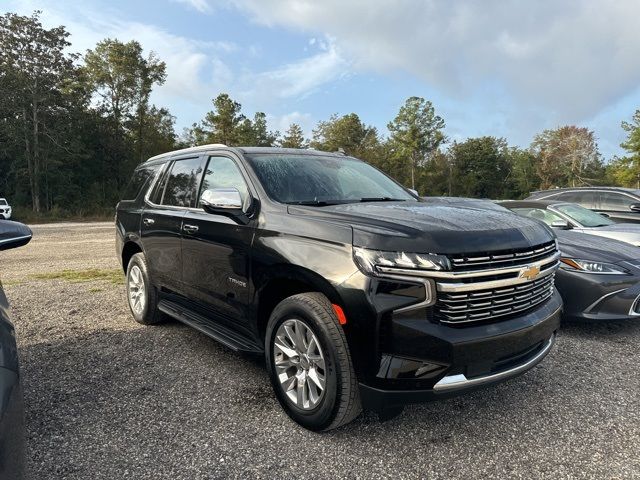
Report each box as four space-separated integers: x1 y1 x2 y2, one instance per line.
183 224 199 233
143 218 155 226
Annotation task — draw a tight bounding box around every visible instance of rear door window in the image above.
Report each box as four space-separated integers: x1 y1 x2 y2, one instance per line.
161 157 204 208
122 164 160 201
600 192 633 211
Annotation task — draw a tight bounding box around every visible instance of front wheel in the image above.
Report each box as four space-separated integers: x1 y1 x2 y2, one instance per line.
265 292 362 431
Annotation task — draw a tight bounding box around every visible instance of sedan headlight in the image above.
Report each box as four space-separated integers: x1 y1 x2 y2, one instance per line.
353 246 450 276
560 258 630 275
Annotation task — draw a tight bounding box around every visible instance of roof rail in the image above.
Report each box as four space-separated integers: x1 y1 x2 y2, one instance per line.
146 143 227 162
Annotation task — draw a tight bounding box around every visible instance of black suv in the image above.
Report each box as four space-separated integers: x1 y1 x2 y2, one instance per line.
528 187 640 223
116 145 562 430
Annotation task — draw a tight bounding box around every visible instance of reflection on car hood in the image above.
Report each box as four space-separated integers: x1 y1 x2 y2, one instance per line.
289 200 554 254
555 230 640 264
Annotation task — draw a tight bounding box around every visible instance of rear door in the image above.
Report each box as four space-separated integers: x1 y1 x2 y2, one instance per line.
141 156 205 293
181 154 255 324
598 191 640 223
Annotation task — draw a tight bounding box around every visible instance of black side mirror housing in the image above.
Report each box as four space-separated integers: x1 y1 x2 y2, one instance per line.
0 221 32 251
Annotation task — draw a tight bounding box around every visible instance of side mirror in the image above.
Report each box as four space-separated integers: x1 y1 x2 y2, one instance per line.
630 203 640 213
551 220 572 230
201 188 243 212
407 188 419 197
599 212 610 218
0 221 32 251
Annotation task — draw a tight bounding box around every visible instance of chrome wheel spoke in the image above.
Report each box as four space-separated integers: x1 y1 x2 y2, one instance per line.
273 318 326 410
127 265 146 315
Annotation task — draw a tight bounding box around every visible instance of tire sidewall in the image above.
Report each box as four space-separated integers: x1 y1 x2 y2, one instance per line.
266 300 342 430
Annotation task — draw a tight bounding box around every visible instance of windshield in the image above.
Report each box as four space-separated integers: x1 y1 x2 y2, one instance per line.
510 207 564 226
555 203 614 227
245 154 415 204
0 199 6 205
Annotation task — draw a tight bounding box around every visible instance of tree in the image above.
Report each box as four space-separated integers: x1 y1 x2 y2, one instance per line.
311 113 380 160
609 110 640 187
84 39 166 127
194 93 245 146
448 137 512 199
505 147 540 198
531 126 603 189
280 123 307 148
0 11 82 212
387 97 446 189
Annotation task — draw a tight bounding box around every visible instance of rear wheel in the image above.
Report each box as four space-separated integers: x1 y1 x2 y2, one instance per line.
265 292 362 431
126 253 164 325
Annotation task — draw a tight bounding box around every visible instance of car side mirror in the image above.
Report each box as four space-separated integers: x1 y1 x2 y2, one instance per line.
630 203 640 213
407 188 419 197
200 188 251 224
0 221 32 251
599 212 610 218
551 220 572 230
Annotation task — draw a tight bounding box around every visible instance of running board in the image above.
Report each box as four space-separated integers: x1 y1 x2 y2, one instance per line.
158 300 263 354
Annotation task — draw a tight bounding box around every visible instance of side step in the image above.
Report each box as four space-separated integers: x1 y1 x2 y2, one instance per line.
158 300 263 354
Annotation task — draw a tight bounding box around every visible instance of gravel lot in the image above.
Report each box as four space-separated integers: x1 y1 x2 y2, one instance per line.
2 222 640 479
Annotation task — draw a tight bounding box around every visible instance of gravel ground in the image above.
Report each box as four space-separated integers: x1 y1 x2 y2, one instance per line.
2 222 640 479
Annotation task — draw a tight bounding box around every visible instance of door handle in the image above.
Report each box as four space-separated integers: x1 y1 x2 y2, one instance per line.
142 218 155 226
183 224 199 234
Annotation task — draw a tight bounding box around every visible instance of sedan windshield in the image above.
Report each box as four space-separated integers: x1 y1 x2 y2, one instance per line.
510 207 564 226
245 154 415 204
555 203 615 227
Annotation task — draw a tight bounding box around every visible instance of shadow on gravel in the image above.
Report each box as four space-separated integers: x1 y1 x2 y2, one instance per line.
18 318 640 479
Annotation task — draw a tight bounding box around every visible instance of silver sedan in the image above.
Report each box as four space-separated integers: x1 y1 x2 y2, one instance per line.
498 200 640 247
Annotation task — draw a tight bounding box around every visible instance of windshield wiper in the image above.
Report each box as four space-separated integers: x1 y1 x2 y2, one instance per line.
357 197 407 202
286 200 347 206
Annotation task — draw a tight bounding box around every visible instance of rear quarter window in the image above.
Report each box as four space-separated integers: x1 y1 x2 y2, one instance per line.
122 164 160 201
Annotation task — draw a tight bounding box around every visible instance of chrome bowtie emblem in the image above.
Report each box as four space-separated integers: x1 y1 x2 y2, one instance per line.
520 265 541 281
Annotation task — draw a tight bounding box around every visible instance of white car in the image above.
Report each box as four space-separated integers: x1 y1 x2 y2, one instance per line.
0 199 12 220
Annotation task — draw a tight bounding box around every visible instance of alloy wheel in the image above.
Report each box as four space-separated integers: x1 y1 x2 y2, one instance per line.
273 318 326 410
128 265 146 315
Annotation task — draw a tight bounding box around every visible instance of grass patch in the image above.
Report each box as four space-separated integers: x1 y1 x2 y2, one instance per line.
88 287 104 293
32 269 124 285
1 280 22 287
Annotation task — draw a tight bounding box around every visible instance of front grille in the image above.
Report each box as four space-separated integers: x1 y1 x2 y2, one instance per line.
434 272 555 324
449 241 556 271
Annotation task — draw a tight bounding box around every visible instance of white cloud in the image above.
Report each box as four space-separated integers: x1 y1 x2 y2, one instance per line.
171 0 212 14
267 111 314 136
221 0 640 124
241 38 348 101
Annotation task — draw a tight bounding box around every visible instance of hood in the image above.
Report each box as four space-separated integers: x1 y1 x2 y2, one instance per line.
288 200 554 254
555 230 640 264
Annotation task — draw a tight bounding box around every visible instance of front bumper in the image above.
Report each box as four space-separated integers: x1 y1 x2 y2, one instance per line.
358 291 562 412
556 269 640 322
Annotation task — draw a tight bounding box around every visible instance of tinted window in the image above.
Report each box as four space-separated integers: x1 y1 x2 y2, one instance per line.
555 204 614 227
199 156 250 208
555 191 598 208
0 199 6 206
600 192 633 211
246 154 414 204
161 157 203 207
122 164 160 200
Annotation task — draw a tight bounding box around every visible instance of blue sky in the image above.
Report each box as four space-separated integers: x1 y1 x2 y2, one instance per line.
6 0 640 159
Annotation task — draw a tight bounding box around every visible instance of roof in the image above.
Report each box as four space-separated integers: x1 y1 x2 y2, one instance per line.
498 200 567 209
145 145 346 163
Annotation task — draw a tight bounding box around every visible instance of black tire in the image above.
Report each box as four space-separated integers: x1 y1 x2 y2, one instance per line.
125 253 164 325
265 292 362 431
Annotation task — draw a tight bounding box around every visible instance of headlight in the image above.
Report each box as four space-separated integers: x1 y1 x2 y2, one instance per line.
560 258 630 275
353 246 450 276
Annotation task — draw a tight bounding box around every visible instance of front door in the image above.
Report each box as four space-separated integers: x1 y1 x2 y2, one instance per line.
181 155 255 324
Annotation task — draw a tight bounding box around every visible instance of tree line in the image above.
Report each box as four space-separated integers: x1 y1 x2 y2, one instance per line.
1 11 640 218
